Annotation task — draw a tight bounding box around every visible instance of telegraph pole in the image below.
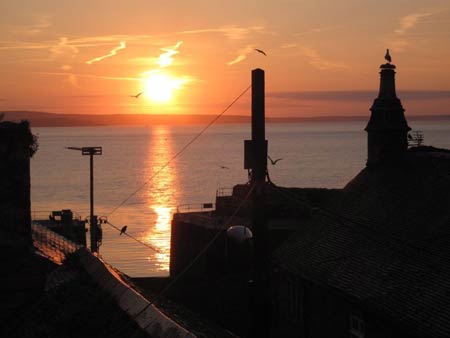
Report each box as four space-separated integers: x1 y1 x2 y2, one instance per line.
67 146 102 253
244 68 270 338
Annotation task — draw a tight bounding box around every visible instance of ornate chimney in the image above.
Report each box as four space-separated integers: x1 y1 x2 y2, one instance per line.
365 50 411 166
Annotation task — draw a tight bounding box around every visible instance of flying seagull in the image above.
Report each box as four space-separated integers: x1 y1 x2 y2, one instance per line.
119 225 128 235
219 165 230 169
130 92 143 98
254 49 267 56
268 155 283 165
385 49 392 63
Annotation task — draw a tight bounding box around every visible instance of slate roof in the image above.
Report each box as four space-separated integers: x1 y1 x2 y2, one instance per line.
273 147 450 338
2 264 152 338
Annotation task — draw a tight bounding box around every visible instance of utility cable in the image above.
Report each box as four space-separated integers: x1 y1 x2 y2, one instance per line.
121 184 254 329
106 85 251 217
151 184 253 303
104 219 161 253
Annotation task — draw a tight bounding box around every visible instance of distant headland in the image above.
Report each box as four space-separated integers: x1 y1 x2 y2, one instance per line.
1 110 449 127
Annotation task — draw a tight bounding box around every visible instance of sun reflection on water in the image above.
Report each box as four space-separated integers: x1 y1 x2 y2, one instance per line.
143 126 177 272
149 205 172 271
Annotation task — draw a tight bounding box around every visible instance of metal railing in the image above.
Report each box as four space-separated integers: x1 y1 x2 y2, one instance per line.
31 210 84 221
176 203 215 213
31 222 83 264
216 187 233 197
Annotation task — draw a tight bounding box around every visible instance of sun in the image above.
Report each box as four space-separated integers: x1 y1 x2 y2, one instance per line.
143 72 183 103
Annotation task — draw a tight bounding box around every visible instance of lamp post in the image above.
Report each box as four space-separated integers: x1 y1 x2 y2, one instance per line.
66 146 102 253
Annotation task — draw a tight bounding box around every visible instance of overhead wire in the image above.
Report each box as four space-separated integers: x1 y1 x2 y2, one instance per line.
104 219 161 253
152 184 254 303
118 184 255 330
106 84 252 217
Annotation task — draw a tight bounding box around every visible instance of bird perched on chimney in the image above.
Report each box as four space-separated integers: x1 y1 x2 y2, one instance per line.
385 49 392 63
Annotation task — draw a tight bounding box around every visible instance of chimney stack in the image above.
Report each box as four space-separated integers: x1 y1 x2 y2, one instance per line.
365 52 411 166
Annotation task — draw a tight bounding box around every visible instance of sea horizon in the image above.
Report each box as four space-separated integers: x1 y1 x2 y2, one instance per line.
3 109 450 128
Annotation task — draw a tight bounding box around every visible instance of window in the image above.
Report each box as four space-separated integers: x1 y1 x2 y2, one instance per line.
349 315 365 338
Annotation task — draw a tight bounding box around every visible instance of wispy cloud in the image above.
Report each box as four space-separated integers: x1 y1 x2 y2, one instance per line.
280 43 298 49
59 65 78 87
390 11 437 52
301 47 348 70
180 25 265 40
390 39 410 53
34 71 140 82
395 12 432 34
227 45 255 66
0 25 266 52
86 41 126 64
64 74 80 88
0 42 50 50
0 35 154 51
13 14 52 35
294 26 340 37
130 41 185 69
157 41 182 67
49 37 79 60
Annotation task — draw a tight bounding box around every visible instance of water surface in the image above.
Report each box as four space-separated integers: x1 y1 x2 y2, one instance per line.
31 119 450 276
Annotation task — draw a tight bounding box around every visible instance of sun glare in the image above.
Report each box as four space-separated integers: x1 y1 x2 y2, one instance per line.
143 72 184 103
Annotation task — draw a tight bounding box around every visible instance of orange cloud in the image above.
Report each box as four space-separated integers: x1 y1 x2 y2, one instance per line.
157 41 182 68
395 12 432 34
49 37 79 60
227 45 255 66
301 47 348 70
86 41 126 64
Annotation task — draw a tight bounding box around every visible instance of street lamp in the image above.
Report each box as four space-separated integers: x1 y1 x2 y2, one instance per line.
66 146 102 253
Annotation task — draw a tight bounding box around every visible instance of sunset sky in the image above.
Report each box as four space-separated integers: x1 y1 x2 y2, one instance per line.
1 0 450 117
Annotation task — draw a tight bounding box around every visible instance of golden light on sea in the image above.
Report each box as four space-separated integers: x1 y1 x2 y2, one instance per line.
144 126 177 272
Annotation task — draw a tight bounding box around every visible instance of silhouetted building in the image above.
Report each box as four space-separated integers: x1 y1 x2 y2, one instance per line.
0 121 47 323
365 57 410 166
170 56 450 338
0 121 36 243
271 56 450 338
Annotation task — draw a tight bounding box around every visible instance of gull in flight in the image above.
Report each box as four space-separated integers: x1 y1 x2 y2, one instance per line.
268 155 283 165
219 165 230 169
130 92 143 98
254 49 267 56
120 225 128 235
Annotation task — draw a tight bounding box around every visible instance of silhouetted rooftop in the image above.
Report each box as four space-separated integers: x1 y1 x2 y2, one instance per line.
274 147 450 338
2 263 153 338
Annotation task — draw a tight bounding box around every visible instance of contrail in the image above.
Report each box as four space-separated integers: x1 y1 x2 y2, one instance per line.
86 41 126 64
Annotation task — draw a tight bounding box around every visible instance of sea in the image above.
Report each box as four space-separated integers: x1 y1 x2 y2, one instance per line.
30 119 450 277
